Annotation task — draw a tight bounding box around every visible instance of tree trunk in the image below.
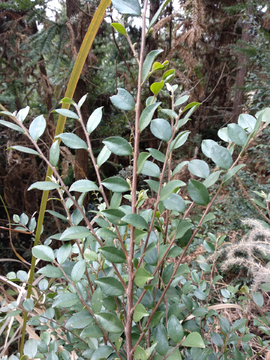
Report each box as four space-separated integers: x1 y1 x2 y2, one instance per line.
232 17 251 122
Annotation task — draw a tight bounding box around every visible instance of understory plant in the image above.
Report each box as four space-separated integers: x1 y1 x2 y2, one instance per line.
1 1 270 359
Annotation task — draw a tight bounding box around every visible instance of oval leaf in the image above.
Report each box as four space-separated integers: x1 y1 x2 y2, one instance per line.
8 145 39 156
238 113 256 133
188 159 210 179
0 120 24 133
28 181 60 191
54 109 79 120
167 315 184 343
133 304 149 322
111 23 126 35
142 50 163 84
97 145 111 167
29 115 46 141
182 332 205 348
86 106 103 134
95 277 125 296
150 118 172 141
188 180 209 205
110 88 135 110
100 246 126 263
211 144 233 169
49 140 60 167
101 176 130 192
121 214 148 230
103 136 132 156
227 123 247 146
71 259 86 283
134 268 154 287
139 102 161 132
32 245 55 262
111 0 141 15
95 312 124 333
69 179 99 192
141 160 160 178
56 133 87 150
60 226 91 241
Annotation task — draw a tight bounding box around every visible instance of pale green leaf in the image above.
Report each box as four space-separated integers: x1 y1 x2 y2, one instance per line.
103 136 132 156
86 106 103 134
95 312 124 333
150 118 172 141
29 115 46 141
54 108 79 119
56 133 87 150
69 179 99 192
142 50 163 84
139 102 161 132
32 245 55 262
28 181 60 191
97 145 111 167
111 0 141 15
181 332 205 348
134 268 154 287
71 259 86 283
110 88 135 110
60 226 91 241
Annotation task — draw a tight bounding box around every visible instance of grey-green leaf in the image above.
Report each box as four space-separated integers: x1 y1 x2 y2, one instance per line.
211 144 233 169
95 312 124 333
150 118 172 141
24 339 37 358
54 108 79 120
17 106 30 122
28 181 60 191
100 246 126 263
56 133 88 150
69 179 99 192
52 293 80 308
49 140 60 167
86 106 103 134
121 214 148 230
70 260 85 284
8 145 39 156
141 160 160 178
32 245 55 262
60 226 91 241
110 88 135 110
97 145 111 167
167 315 184 343
142 50 163 84
153 324 169 355
66 310 93 329
227 123 247 146
238 113 256 133
95 277 125 296
188 159 210 179
163 193 185 212
103 136 132 156
111 0 141 16
37 265 63 278
223 164 246 182
101 176 130 192
57 243 72 264
0 120 24 133
182 332 205 348
188 179 209 205
29 115 46 141
139 102 161 132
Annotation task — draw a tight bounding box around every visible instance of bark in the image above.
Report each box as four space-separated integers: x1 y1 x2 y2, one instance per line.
232 17 251 122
